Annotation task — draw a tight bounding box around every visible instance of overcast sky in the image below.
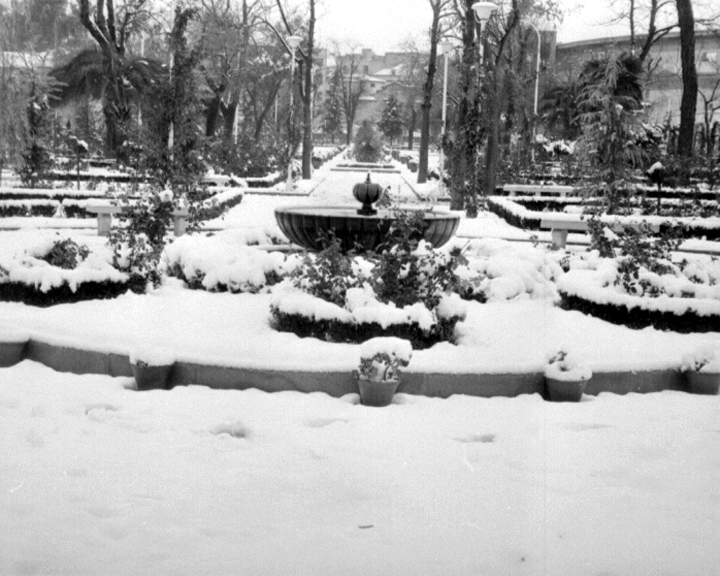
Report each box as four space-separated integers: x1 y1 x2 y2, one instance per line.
315 0 633 53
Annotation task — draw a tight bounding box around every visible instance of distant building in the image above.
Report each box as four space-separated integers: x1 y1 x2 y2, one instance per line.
322 49 425 134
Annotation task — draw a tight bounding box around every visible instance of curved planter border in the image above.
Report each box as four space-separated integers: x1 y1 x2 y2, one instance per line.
2 337 695 398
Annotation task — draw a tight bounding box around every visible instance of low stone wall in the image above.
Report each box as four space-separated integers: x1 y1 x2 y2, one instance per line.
11 337 690 399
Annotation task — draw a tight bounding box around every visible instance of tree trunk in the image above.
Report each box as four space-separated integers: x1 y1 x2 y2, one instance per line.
300 0 315 179
205 95 222 137
447 0 477 212
418 2 442 184
407 106 417 150
676 0 697 157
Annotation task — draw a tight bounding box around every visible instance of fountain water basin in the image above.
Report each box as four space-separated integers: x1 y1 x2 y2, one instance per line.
274 205 460 252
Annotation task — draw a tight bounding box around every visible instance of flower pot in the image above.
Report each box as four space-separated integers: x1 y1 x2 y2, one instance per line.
686 371 720 395
545 377 587 402
0 331 30 368
312 157 322 169
408 161 418 173
358 377 400 407
131 361 174 391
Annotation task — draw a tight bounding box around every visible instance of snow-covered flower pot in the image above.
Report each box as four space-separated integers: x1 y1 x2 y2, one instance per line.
312 157 322 169
682 346 720 395
408 160 418 173
0 331 30 367
545 350 592 402
357 337 412 407
129 347 176 391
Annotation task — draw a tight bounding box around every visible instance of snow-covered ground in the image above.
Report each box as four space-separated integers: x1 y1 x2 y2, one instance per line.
2 155 720 574
2 361 719 576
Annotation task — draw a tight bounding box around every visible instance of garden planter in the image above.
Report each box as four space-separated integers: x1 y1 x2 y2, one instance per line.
131 361 174 391
408 161 418 173
357 377 400 407
312 158 322 169
686 371 720 395
0 333 29 367
545 377 588 402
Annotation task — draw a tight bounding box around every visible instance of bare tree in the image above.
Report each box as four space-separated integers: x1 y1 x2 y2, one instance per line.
331 47 369 146
482 0 521 197
198 0 270 138
266 0 316 179
697 53 720 156
76 0 153 158
417 0 453 183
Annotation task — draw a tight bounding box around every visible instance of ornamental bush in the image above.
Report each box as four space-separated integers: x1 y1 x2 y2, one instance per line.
275 208 485 346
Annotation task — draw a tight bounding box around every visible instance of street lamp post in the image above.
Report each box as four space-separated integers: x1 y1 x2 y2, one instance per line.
285 35 303 193
471 2 497 64
438 41 453 190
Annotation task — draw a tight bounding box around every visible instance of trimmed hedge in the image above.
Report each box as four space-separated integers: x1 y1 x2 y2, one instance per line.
488 196 720 241
0 278 139 307
270 306 461 350
559 290 720 333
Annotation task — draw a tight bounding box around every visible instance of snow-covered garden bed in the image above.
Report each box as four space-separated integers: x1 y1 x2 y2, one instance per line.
559 252 720 332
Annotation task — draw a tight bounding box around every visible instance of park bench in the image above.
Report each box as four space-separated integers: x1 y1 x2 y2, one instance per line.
540 216 660 249
503 184 576 197
86 202 191 237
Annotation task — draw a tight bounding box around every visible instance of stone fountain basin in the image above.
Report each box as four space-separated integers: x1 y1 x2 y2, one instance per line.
275 205 460 252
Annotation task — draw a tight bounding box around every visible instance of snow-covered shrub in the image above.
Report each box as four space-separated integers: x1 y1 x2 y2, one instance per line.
545 349 592 381
586 216 685 297
0 234 130 306
163 230 286 293
358 337 412 382
682 345 720 373
107 187 198 291
273 210 484 347
40 238 90 270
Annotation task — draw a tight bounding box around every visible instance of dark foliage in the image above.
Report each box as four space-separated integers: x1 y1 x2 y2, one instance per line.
270 307 461 350
0 279 132 307
559 291 720 333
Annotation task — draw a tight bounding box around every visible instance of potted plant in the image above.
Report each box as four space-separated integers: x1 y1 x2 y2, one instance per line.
682 346 720 395
545 349 592 402
0 329 30 367
357 337 413 407
129 346 176 391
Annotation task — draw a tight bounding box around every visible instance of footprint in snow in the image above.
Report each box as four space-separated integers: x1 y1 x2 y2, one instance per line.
455 433 496 444
210 420 248 439
306 418 348 428
85 403 120 422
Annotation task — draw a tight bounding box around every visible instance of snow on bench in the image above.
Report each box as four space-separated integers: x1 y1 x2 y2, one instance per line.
86 201 191 237
540 216 660 249
503 184 576 197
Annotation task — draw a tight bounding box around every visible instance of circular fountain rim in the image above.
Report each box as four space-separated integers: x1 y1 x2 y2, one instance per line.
274 204 461 220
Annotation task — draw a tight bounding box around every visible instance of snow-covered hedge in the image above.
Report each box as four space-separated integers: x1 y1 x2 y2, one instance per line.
0 234 131 306
270 280 466 349
163 229 287 293
460 239 563 301
558 257 720 332
312 146 344 162
487 196 720 240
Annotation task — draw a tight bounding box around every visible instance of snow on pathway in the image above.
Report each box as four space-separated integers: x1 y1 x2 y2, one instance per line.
1 360 718 576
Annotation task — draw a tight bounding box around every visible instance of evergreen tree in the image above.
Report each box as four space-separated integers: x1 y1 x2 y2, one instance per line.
322 68 344 143
377 94 404 148
19 74 53 188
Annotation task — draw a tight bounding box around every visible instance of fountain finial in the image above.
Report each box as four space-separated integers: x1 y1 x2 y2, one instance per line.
353 172 382 216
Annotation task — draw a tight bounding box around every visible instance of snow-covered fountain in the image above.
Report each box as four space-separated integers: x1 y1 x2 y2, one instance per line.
274 173 460 252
